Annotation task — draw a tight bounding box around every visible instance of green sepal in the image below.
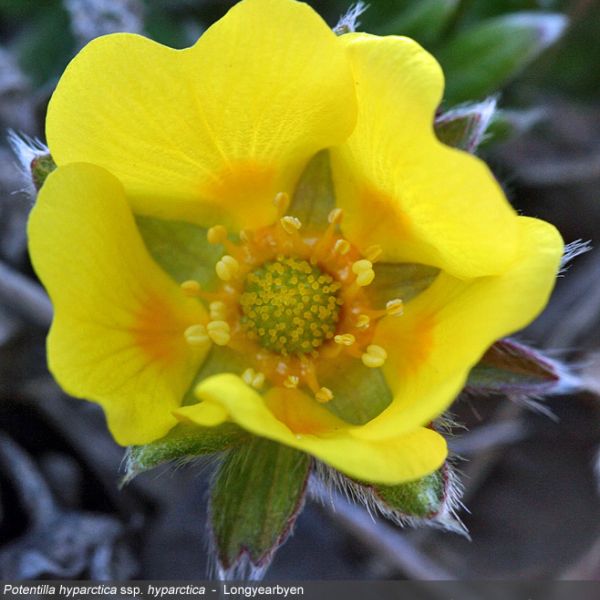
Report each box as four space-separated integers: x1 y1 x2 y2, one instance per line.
315 460 462 528
435 98 497 153
368 262 439 306
371 469 446 519
136 216 222 287
288 150 335 232
318 355 392 425
31 153 57 190
466 338 574 395
371 0 459 45
438 12 567 104
210 438 311 576
124 423 248 482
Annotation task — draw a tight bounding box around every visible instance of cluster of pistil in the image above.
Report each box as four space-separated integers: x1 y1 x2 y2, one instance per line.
181 193 404 404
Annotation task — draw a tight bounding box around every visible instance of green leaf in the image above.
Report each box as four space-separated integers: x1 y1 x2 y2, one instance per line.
373 0 459 45
124 423 248 481
144 6 197 49
466 338 575 395
373 468 446 518
461 0 563 22
136 216 223 287
438 12 567 104
12 4 74 86
435 98 497 152
210 438 311 575
288 150 335 232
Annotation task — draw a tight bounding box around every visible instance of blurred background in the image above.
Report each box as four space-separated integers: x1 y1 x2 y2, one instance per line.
1 0 600 581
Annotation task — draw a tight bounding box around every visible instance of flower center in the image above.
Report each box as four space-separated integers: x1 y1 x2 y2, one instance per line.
239 256 342 356
181 193 404 404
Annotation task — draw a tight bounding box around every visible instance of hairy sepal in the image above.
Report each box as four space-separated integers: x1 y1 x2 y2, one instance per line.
313 460 466 535
123 423 248 483
435 98 497 153
209 438 312 580
466 338 580 396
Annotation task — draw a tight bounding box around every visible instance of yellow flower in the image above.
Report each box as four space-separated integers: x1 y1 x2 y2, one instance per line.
28 0 563 484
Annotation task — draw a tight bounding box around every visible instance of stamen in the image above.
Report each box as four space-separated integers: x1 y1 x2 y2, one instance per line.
364 244 383 263
315 387 333 403
209 300 227 321
361 344 388 368
355 314 370 329
299 356 321 392
239 229 253 243
311 209 344 263
181 280 201 297
216 255 240 281
280 215 302 235
207 320 231 346
273 192 290 217
334 333 356 346
352 259 372 273
328 208 344 225
333 239 350 255
184 324 209 347
283 375 300 389
207 225 228 245
356 270 374 286
242 368 265 390
352 259 375 287
385 298 404 317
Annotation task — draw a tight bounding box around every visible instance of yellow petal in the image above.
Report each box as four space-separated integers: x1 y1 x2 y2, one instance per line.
330 33 518 278
356 216 563 440
28 164 208 445
175 374 447 484
47 0 356 230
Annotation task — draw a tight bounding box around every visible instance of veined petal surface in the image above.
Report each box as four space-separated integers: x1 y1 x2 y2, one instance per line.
357 217 563 440
46 0 357 230
28 164 208 445
175 374 447 484
331 33 518 278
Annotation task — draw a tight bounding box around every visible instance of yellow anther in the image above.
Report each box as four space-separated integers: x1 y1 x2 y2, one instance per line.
242 368 265 390
355 269 375 287
183 324 209 347
361 345 388 368
385 298 404 317
334 333 356 346
215 255 240 281
209 300 227 320
273 192 290 215
315 387 333 403
280 216 302 234
364 244 383 263
328 208 344 225
180 280 201 297
252 372 266 389
333 239 350 255
352 259 373 274
283 375 300 389
356 314 370 329
207 225 228 245
207 320 231 346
